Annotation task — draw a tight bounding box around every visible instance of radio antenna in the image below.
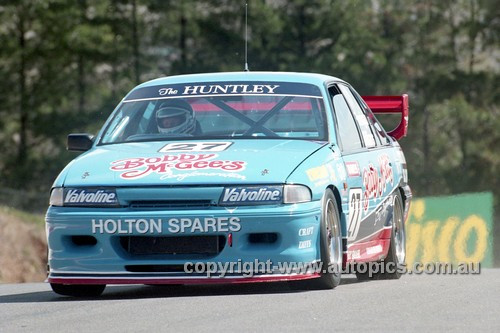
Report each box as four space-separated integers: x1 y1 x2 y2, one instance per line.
244 2 249 71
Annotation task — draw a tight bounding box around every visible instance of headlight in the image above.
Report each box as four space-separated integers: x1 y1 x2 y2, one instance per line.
284 184 311 204
49 187 64 206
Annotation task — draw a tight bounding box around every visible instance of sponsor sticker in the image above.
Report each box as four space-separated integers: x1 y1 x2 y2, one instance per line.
347 249 361 260
366 244 383 255
362 154 394 211
110 153 246 179
161 171 246 181
336 163 347 181
167 217 241 233
298 227 314 237
92 218 161 234
91 217 241 234
374 196 392 226
170 84 280 95
326 164 337 182
64 188 118 206
123 81 323 102
306 165 336 186
298 240 312 249
306 166 329 182
345 161 361 177
219 186 283 206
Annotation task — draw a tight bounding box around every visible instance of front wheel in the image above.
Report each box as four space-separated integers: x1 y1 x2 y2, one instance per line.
50 283 106 297
290 189 342 290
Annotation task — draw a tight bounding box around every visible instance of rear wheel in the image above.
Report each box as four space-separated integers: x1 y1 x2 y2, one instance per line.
290 189 342 290
380 192 405 279
50 283 106 297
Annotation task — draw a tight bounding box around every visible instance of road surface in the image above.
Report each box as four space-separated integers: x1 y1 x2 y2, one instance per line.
1 270 499 332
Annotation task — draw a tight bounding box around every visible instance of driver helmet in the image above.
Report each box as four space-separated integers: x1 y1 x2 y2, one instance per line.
156 100 196 134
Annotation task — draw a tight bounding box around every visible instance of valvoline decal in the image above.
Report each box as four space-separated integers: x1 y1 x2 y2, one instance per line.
110 153 246 179
64 188 118 206
219 186 283 205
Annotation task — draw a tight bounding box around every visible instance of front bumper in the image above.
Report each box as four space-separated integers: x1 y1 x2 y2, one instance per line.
46 202 323 284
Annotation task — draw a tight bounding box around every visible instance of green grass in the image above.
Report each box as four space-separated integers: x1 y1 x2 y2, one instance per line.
0 205 45 227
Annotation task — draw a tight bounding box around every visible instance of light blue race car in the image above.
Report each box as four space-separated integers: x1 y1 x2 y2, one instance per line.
46 72 411 296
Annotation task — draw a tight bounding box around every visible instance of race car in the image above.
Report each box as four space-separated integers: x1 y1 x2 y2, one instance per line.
46 72 411 296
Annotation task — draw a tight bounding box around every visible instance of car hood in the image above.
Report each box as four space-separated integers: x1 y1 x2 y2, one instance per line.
62 140 327 187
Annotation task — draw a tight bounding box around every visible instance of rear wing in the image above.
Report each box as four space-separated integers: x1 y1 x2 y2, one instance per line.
362 94 409 140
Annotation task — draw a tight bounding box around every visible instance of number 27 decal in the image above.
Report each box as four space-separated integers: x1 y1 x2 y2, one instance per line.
158 142 233 152
347 188 363 241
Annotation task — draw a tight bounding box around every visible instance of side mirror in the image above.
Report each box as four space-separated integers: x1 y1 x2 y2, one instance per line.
67 133 94 152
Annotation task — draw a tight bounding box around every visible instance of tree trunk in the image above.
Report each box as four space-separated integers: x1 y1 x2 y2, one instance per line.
111 0 118 102
77 0 87 116
17 9 27 165
179 3 187 72
132 0 140 84
468 0 477 75
297 4 306 61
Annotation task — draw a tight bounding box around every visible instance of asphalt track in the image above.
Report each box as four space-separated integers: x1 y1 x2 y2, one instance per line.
1 270 499 332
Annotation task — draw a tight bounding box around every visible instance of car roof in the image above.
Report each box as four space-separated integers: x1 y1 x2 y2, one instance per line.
137 71 346 88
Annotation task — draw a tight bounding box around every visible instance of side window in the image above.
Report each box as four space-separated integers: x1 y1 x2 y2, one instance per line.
350 87 390 145
338 84 376 148
328 86 363 152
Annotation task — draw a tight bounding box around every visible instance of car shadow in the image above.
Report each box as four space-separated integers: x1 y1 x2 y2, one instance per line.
0 275 361 304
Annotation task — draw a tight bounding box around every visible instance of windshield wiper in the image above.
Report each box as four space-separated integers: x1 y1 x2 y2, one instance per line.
125 133 193 141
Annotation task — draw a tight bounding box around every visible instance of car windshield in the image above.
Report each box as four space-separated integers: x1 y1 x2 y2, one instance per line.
99 81 328 144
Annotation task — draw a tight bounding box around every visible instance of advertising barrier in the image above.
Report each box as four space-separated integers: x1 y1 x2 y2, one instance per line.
406 192 494 267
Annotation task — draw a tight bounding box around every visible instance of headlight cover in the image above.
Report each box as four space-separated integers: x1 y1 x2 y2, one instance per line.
284 184 312 204
49 187 64 206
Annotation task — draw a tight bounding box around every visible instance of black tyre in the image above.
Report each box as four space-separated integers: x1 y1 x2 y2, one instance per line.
50 283 106 297
355 265 373 281
290 189 342 290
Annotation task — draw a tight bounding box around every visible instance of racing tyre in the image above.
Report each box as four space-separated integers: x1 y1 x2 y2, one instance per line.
380 191 405 279
290 189 342 290
50 283 106 297
355 265 374 281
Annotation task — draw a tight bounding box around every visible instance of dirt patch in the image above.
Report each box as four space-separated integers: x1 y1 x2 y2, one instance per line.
0 212 47 283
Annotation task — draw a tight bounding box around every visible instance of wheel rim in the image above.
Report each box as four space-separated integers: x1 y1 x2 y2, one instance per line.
393 196 405 263
325 198 342 272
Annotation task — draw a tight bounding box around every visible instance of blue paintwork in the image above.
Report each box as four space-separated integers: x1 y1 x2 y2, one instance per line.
46 72 410 282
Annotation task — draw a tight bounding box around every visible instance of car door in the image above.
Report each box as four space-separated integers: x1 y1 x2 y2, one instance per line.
330 83 397 262
327 85 367 263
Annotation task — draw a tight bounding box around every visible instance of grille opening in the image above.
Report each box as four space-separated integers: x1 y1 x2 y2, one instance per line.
125 265 186 273
248 233 278 244
71 236 97 246
129 200 212 209
119 235 225 256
